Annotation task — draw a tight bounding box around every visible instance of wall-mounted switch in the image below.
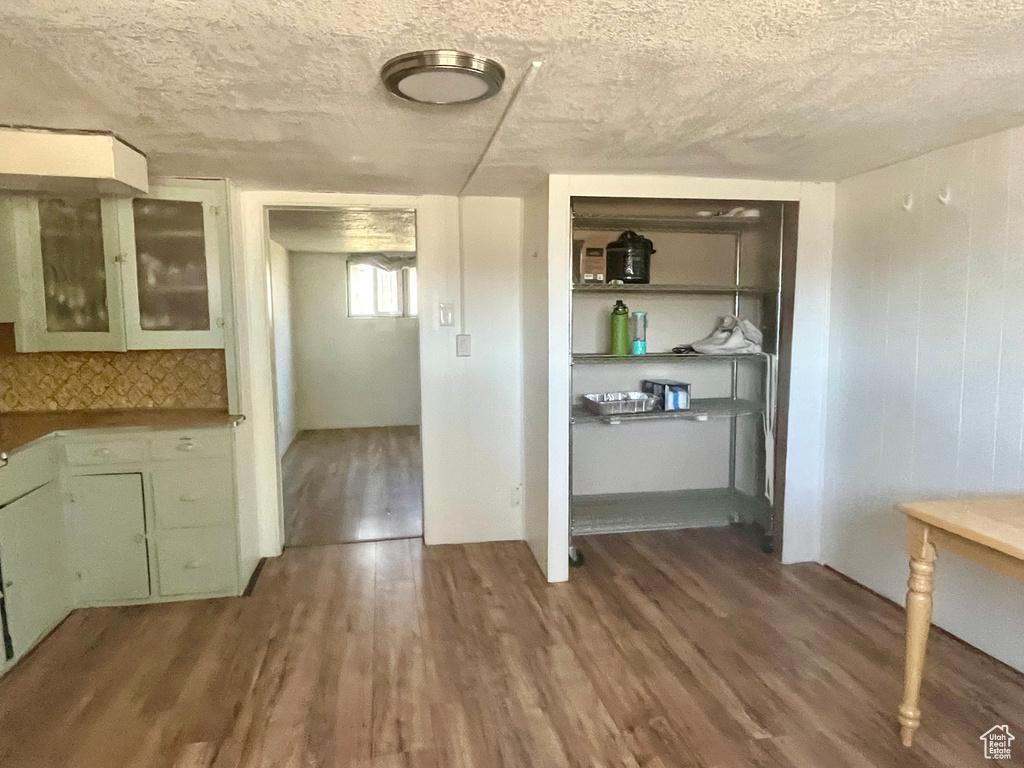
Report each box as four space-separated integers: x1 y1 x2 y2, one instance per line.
439 303 455 327
456 334 471 357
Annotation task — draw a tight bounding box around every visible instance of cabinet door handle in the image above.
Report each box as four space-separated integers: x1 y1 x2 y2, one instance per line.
179 494 200 503
94 447 112 457
183 560 202 570
177 442 196 452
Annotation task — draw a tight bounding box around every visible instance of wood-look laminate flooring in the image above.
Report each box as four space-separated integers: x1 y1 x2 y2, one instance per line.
1 528 1022 768
283 427 423 546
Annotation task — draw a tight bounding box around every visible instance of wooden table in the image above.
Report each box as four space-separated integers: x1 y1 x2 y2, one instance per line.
897 496 1024 746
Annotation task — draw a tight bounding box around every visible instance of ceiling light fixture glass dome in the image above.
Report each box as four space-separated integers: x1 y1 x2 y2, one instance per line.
381 50 505 105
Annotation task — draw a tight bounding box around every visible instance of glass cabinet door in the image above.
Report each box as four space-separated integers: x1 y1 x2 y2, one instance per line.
12 196 126 352
39 198 108 333
119 183 225 349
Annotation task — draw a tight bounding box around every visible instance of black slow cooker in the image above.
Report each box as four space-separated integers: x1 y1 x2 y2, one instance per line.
605 230 655 283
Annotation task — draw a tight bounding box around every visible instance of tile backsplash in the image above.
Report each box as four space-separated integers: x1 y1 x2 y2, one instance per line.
0 341 229 412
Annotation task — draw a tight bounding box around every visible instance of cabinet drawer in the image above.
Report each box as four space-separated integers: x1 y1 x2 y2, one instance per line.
153 459 233 529
150 430 230 461
65 439 149 467
156 526 237 596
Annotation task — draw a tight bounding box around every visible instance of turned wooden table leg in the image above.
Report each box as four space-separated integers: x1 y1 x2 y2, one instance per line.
899 520 936 747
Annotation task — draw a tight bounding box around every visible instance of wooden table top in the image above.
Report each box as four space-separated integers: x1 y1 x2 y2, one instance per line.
899 496 1024 561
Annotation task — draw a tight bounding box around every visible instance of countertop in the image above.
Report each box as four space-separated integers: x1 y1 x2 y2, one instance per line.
0 409 237 456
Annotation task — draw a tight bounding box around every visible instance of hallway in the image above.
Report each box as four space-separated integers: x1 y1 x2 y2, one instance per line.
282 427 423 546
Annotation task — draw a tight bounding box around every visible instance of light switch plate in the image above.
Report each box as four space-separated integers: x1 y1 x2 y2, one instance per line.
456 334 471 357
439 303 455 327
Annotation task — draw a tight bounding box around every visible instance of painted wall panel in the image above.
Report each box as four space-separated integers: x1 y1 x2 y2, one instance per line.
418 196 525 545
825 125 1024 671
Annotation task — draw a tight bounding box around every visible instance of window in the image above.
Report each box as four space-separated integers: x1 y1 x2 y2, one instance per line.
348 262 418 317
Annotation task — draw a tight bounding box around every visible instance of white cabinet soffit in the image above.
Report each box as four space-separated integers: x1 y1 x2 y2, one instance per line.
0 126 148 196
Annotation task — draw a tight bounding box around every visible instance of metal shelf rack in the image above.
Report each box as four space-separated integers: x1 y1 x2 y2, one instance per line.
572 352 766 364
571 489 771 536
573 283 768 296
572 212 763 234
568 199 784 557
572 398 763 426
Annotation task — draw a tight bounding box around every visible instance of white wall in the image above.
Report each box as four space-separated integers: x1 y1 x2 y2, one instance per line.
289 251 420 430
423 197 524 544
232 191 525 557
825 126 1024 671
268 239 297 455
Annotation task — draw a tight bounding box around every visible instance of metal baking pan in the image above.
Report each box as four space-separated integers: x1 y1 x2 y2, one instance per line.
581 391 657 416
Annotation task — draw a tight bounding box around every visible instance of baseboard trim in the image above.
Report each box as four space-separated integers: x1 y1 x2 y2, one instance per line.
243 558 267 597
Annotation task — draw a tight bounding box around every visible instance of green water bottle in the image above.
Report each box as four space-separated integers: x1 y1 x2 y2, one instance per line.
610 300 630 355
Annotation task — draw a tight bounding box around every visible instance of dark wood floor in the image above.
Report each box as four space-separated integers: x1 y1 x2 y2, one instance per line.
282 427 423 546
0 528 1022 767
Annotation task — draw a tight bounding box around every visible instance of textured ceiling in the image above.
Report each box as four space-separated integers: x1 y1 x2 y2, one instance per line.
268 207 416 252
3 0 1024 195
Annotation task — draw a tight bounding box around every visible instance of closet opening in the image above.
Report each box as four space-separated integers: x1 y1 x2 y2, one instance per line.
266 207 423 546
569 197 796 558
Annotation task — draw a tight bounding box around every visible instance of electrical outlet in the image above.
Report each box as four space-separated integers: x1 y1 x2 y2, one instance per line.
456 334 471 357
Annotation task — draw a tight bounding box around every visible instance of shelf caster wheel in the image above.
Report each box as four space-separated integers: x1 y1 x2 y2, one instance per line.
568 546 585 568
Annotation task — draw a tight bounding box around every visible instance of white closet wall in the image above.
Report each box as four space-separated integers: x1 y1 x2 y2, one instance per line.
825 125 1024 671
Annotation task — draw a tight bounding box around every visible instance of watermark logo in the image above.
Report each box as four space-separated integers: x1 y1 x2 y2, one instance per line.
980 725 1015 760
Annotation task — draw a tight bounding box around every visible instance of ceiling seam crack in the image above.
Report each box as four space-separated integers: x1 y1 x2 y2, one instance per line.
458 60 543 196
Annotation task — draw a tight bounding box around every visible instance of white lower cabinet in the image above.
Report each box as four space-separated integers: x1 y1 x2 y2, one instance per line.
0 423 240 677
68 474 150 603
153 459 233 529
156 527 237 596
0 481 72 662
63 426 240 606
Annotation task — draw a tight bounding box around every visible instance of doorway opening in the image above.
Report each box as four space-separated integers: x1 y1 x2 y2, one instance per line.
266 206 423 546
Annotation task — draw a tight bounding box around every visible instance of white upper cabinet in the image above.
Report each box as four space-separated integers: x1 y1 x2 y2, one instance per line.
119 182 224 349
11 196 127 352
7 178 227 351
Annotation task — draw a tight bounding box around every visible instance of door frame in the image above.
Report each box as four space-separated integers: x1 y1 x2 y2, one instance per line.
542 175 836 581
229 190 435 560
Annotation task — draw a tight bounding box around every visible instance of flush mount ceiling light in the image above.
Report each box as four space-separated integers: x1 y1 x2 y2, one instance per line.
381 50 505 105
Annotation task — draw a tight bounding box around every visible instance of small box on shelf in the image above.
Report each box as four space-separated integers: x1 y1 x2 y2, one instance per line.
573 238 607 284
641 380 691 411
